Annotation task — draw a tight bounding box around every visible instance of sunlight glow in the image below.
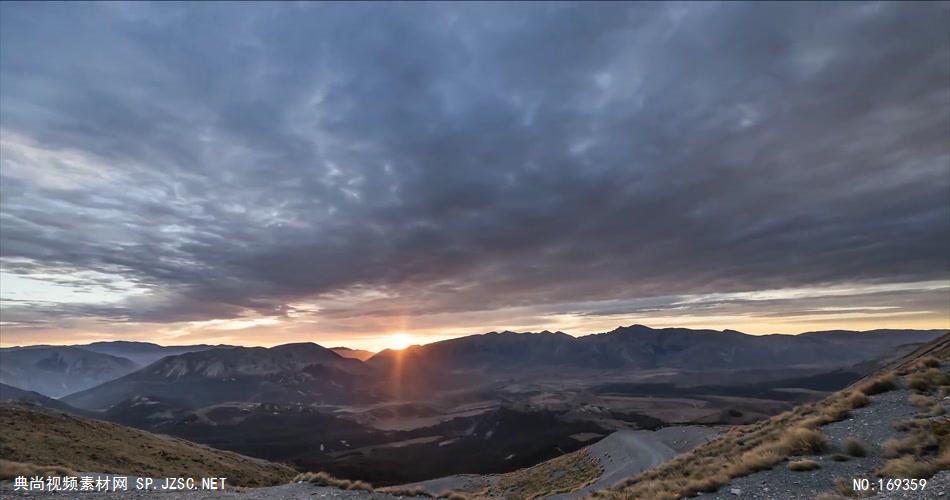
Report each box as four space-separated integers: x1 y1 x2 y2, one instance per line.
388 332 414 350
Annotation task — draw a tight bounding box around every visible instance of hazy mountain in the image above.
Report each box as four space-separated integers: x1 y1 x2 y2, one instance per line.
62 342 378 410
369 330 576 370
80 341 229 366
367 325 946 374
0 346 139 398
574 325 946 369
330 346 375 361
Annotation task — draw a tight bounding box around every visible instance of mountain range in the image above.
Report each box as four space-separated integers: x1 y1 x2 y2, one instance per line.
0 342 223 397
0 325 945 486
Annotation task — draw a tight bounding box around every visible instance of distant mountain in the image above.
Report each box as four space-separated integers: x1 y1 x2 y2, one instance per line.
63 342 378 410
574 325 945 370
0 346 139 398
367 325 946 376
331 346 375 361
81 340 229 366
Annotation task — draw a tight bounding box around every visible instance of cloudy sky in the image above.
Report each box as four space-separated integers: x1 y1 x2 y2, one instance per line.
1 2 948 351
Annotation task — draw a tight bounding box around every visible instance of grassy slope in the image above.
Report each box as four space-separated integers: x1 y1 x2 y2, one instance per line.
0 403 295 486
592 333 950 500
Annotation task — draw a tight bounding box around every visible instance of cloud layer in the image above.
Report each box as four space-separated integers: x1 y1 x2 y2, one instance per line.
1 2 948 346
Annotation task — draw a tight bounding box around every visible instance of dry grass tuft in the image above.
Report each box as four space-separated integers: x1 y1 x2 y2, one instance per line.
910 394 933 408
729 448 782 477
858 374 898 395
294 471 374 491
908 368 950 392
877 455 942 479
787 459 820 471
843 438 866 457
0 460 78 481
916 356 941 369
835 478 856 497
875 414 950 480
845 392 869 409
778 427 829 455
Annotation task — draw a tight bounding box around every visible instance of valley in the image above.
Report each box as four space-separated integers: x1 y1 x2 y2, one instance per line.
1 326 943 486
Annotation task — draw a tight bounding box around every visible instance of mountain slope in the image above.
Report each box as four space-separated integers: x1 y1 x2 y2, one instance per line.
0 382 81 414
62 343 376 410
0 402 295 486
0 346 138 398
331 347 376 362
367 326 945 376
81 341 228 367
594 332 950 499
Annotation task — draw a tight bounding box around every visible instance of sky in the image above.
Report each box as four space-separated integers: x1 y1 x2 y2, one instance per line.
1 2 948 352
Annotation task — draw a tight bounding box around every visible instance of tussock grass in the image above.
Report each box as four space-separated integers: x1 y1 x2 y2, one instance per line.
916 356 941 369
910 394 932 408
0 460 78 481
730 448 782 476
294 471 374 491
877 456 941 479
835 478 856 497
858 374 898 395
778 427 828 455
787 459 820 471
843 438 866 457
875 412 950 480
908 368 950 393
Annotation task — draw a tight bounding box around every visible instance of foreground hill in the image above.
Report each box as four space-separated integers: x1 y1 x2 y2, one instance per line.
0 402 295 487
63 343 376 410
0 346 139 398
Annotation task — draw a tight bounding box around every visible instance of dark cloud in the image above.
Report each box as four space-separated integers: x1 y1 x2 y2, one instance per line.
1 2 948 329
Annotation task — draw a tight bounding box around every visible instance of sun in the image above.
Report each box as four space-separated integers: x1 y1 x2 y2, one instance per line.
389 332 414 350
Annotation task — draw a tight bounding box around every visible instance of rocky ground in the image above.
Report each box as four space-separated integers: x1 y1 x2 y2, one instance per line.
0 480 397 499
699 379 948 499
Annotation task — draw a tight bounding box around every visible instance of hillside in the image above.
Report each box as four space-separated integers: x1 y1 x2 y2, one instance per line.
0 402 295 487
592 333 950 499
0 383 82 415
